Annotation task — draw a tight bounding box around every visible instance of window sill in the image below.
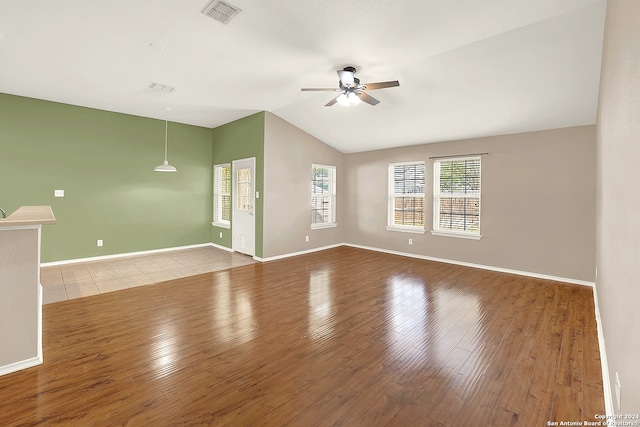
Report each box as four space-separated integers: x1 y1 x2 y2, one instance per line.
386 226 426 235
430 230 481 240
311 222 337 230
212 222 231 229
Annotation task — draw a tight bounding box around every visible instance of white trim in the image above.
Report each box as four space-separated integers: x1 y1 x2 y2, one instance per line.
592 284 614 416
212 221 231 229
386 226 426 234
388 161 427 231
41 240 596 288
430 230 481 240
432 156 481 237
213 163 231 228
210 242 234 253
232 157 256 256
0 356 43 377
37 282 43 365
256 242 594 286
253 243 344 263
344 243 595 287
0 224 41 231
37 227 43 364
37 225 44 366
311 164 337 227
41 243 213 267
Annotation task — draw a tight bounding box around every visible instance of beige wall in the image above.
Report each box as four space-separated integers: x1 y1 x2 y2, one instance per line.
263 112 344 258
344 126 596 282
0 228 40 373
262 112 596 282
596 0 640 413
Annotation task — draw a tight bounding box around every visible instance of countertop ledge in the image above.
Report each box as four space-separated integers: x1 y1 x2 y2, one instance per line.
0 206 57 227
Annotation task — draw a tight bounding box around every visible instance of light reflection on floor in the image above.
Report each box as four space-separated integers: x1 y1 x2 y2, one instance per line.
308 268 334 339
386 274 481 364
212 270 255 345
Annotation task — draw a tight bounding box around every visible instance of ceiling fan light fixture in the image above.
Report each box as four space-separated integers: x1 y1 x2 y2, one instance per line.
301 66 398 107
337 92 361 107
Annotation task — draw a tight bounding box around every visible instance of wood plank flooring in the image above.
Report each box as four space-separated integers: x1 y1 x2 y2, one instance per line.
0 246 604 426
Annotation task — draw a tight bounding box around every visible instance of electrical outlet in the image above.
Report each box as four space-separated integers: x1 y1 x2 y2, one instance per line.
219 232 223 238
305 235 309 242
409 238 413 245
97 239 103 247
615 372 621 411
54 190 64 198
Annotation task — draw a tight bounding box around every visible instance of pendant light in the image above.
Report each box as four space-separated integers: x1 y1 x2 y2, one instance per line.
154 119 177 172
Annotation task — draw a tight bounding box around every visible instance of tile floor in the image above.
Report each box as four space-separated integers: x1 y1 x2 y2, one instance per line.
41 246 255 305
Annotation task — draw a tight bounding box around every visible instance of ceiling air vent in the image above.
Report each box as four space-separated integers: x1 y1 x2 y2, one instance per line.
149 82 175 93
201 0 242 24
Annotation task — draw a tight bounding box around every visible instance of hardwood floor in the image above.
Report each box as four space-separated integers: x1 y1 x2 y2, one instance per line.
0 246 604 426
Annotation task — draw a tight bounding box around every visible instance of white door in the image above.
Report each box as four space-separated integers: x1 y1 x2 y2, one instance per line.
232 158 256 256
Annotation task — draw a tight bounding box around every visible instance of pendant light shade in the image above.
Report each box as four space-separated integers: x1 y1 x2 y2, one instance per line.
154 160 177 172
154 120 177 172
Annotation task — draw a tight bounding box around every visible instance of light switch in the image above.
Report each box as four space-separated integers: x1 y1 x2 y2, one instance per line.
256 191 260 199
54 190 64 198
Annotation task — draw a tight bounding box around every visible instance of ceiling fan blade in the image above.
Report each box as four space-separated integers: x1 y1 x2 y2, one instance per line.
325 96 340 107
301 88 338 91
337 69 355 87
361 81 400 90
357 91 380 106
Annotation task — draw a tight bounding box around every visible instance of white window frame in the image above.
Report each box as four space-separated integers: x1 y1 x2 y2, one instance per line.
212 163 231 228
311 164 337 229
431 156 481 240
387 161 426 234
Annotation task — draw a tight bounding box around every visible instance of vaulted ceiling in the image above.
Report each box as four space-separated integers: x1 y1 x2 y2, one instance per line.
0 0 606 153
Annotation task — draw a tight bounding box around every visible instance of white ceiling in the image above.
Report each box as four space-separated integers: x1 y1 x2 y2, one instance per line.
0 0 606 153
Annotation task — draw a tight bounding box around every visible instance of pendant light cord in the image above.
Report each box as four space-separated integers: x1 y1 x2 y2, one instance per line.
164 120 169 161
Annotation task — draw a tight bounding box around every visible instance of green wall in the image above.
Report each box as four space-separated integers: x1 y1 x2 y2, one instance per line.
0 93 214 262
211 112 265 258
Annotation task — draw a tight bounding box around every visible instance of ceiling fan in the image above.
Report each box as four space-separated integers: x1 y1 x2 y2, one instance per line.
301 66 400 107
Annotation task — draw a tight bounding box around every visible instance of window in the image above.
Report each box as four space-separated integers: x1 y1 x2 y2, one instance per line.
236 167 252 211
432 156 481 239
311 165 337 228
387 162 426 232
213 164 231 228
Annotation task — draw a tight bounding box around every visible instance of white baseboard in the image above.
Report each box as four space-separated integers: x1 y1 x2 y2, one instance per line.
210 242 234 253
42 241 594 287
256 242 592 286
41 243 214 267
592 284 614 416
0 356 43 377
344 243 595 287
254 243 344 262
